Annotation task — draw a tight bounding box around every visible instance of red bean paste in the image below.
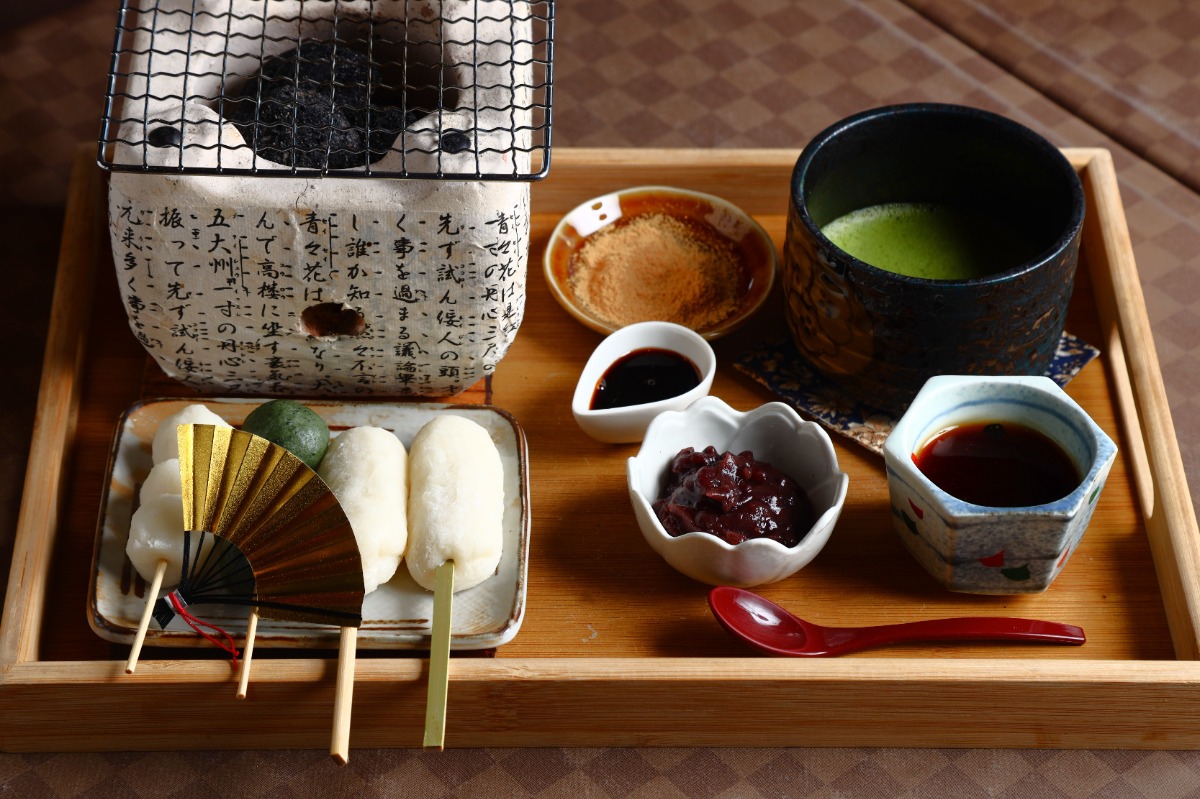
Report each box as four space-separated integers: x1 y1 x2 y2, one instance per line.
652 446 816 547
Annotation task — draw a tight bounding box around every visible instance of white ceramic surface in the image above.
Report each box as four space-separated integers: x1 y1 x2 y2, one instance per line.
107 0 535 396
89 398 530 650
572 321 717 444
626 396 849 586
882 375 1118 594
543 185 777 339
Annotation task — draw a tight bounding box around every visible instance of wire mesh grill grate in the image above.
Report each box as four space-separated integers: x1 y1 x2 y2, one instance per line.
98 0 554 180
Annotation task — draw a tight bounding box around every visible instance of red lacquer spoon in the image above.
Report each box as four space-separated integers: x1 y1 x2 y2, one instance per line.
708 586 1085 657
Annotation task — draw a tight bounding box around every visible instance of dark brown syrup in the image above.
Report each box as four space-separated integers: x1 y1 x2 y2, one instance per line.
590 348 701 410
912 421 1081 507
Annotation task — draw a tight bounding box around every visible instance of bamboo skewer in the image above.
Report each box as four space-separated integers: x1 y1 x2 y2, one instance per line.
235 609 259 699
423 560 455 750
125 558 167 674
330 625 358 764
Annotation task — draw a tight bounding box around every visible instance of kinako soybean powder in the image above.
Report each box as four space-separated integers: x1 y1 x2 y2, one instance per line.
567 213 742 331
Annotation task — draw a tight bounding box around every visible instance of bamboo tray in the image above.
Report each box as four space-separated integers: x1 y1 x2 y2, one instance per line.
3 146 1200 752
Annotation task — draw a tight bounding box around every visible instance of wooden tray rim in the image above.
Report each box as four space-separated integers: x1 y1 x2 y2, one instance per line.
4 145 1200 752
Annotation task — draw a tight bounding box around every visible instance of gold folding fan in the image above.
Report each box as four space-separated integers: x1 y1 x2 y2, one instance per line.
166 423 365 627
127 423 365 764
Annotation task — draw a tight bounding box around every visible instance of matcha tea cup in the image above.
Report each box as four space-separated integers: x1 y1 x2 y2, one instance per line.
781 103 1085 415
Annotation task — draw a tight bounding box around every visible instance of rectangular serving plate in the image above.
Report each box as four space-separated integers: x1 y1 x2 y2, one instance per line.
88 398 530 650
2 146 1200 752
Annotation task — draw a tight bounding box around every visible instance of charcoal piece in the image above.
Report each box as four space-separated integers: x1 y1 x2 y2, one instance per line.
259 41 377 111
364 105 428 158
224 40 437 169
236 83 365 169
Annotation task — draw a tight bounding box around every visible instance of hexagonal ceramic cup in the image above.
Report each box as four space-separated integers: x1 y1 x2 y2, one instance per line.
882 375 1117 594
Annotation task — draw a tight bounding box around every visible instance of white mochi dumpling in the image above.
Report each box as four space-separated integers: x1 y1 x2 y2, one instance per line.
125 492 213 587
317 426 409 594
140 458 182 499
405 415 504 593
126 453 216 585
151 404 231 464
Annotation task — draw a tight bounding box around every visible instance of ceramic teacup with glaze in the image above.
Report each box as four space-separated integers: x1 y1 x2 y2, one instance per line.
882 375 1117 594
781 103 1086 415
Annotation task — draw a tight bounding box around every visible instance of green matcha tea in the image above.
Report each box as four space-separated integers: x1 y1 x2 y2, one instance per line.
821 202 1043 280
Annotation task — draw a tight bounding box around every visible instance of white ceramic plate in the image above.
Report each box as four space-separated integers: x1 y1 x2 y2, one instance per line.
87 398 530 650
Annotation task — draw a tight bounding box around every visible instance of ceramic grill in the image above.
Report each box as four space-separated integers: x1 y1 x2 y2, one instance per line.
98 0 554 396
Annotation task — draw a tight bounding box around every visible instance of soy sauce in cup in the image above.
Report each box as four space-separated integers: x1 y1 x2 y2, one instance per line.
883 375 1117 593
913 421 1081 507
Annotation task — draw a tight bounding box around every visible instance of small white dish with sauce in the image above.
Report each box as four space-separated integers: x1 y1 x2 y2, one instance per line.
572 321 717 444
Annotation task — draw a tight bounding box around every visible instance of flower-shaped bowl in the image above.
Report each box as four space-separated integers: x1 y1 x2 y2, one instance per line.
626 396 849 586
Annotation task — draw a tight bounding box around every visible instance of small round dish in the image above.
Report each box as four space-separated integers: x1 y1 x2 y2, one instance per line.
626 396 849 586
572 321 717 444
544 185 777 339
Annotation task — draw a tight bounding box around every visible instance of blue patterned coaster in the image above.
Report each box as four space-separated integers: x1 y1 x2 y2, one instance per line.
734 332 1100 455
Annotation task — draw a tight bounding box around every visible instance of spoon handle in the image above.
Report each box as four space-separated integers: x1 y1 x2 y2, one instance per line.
835 617 1085 654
